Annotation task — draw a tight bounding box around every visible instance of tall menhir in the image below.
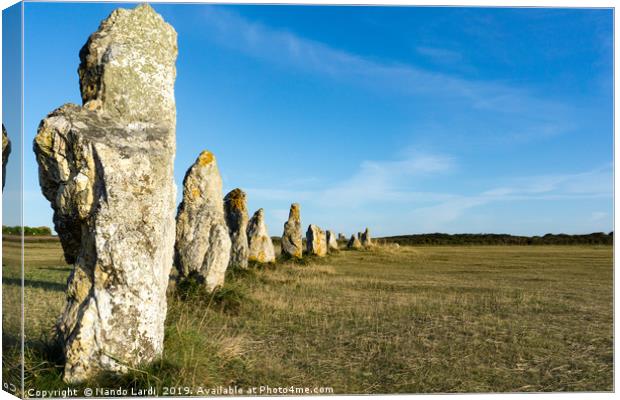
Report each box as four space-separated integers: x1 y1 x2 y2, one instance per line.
33 4 178 383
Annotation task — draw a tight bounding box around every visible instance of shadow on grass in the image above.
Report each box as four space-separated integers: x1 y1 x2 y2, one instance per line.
22 332 183 395
3 277 66 292
36 266 73 273
22 249 351 393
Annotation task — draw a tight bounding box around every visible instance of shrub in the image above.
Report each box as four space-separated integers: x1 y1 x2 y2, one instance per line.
3 225 52 236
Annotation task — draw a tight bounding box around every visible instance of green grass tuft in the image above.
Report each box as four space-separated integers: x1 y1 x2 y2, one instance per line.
175 273 209 301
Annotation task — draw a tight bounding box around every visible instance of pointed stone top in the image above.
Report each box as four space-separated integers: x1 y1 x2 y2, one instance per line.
348 234 362 249
78 3 177 124
197 150 215 166
224 188 247 212
289 203 300 219
181 150 222 205
2 124 8 148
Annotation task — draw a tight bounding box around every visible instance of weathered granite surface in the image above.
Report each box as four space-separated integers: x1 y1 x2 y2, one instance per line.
33 4 178 383
2 124 10 191
281 203 303 258
224 188 249 269
347 234 362 249
326 230 339 251
247 208 276 263
306 224 327 256
175 151 231 290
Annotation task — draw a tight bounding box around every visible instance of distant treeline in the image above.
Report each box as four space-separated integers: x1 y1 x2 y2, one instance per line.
3 226 612 245
2 225 52 236
379 232 613 246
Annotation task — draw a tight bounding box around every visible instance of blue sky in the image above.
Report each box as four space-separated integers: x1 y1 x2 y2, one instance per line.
11 2 614 236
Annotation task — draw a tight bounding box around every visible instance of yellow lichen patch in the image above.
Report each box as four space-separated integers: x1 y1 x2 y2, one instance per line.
226 189 246 211
248 255 263 263
69 267 93 303
290 203 300 219
197 151 214 166
34 128 54 153
84 99 102 111
191 187 201 199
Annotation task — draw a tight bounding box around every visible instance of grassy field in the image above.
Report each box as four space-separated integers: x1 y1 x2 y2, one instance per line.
2 237 613 395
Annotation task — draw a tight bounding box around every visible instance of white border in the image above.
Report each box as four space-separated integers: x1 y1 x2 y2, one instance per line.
0 1 615 400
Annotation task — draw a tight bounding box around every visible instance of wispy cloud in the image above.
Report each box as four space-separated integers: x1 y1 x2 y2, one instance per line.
416 46 463 65
197 7 609 235
200 7 571 121
407 165 613 232
246 155 611 235
246 152 455 208
481 165 613 197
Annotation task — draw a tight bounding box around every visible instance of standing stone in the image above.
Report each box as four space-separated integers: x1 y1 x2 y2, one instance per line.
338 233 346 241
347 234 362 249
224 188 249 269
247 208 275 263
2 124 10 191
361 227 373 247
326 230 339 251
281 203 302 258
306 225 327 256
175 151 231 290
33 4 177 383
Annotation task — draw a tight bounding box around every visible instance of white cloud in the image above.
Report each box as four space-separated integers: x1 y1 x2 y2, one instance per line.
246 152 455 209
247 159 612 236
405 165 613 231
200 7 571 120
195 8 609 235
591 211 608 221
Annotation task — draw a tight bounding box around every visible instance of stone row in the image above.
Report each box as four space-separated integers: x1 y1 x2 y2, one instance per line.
31 3 374 384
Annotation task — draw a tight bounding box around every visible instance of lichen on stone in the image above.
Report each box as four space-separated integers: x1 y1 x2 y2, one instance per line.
247 208 275 263
175 150 231 290
306 224 327 257
33 4 178 383
281 203 303 259
197 150 214 166
224 188 249 269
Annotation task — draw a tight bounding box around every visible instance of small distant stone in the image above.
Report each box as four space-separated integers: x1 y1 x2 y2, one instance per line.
224 188 249 269
347 234 362 249
281 203 303 258
326 230 339 251
361 227 373 247
247 208 275 263
306 224 327 256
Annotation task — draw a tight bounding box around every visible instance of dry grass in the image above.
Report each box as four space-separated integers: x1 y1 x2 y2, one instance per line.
2 239 613 395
